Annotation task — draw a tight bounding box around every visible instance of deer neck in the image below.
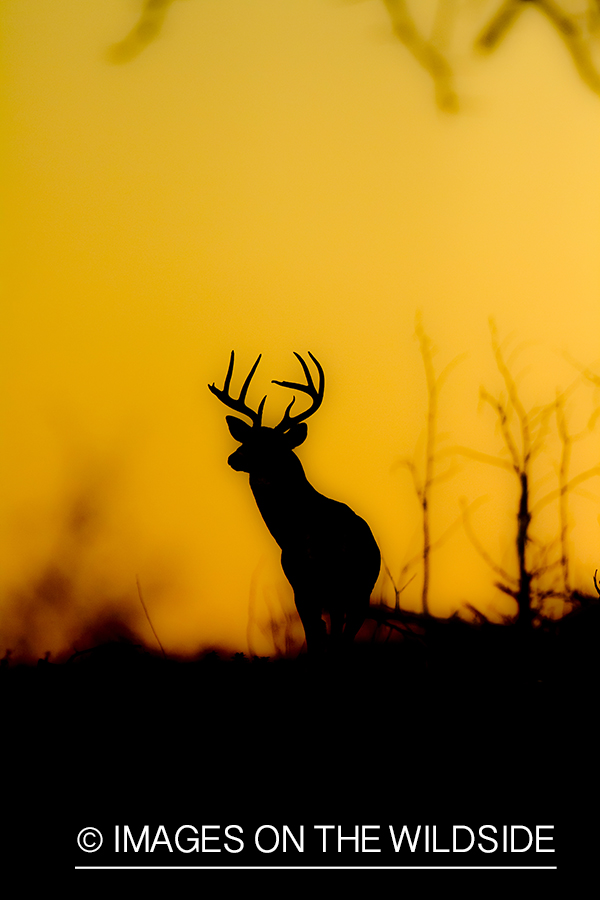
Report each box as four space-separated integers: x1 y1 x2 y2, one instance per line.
248 456 318 547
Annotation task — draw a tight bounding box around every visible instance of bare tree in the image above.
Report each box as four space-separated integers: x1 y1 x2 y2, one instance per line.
530 389 600 600
455 322 600 628
462 335 547 627
395 314 464 615
548 356 600 602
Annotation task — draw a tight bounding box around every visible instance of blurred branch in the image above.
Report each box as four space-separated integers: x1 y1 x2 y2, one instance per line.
475 0 600 97
479 388 522 472
384 0 600 107
445 445 514 471
108 0 176 64
531 464 600 514
393 496 481 600
382 0 459 111
563 352 600 388
382 557 416 610
108 1 600 106
460 497 518 587
476 0 525 51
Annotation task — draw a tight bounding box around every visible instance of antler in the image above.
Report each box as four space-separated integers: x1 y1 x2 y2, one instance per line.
208 351 267 427
272 352 325 432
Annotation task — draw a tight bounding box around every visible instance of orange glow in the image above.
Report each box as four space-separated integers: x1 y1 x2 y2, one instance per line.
1 1 599 661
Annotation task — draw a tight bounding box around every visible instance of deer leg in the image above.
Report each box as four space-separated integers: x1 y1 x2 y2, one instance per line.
302 617 327 656
329 606 345 648
342 597 369 645
295 593 327 655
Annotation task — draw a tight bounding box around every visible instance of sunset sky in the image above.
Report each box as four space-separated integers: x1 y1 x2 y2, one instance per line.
1 1 599 660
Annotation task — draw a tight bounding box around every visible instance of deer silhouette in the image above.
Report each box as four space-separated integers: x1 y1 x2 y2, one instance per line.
209 351 381 654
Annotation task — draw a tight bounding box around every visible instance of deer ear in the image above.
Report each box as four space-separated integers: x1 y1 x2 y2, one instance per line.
285 423 308 448
226 416 253 443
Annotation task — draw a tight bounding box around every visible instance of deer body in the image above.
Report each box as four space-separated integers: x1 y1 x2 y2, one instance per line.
209 352 380 653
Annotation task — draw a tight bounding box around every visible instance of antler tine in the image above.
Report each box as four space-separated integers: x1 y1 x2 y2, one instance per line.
272 352 324 432
306 351 324 393
239 353 262 404
208 351 266 427
222 350 235 394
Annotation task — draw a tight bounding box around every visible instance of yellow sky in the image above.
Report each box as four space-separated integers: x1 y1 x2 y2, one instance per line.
1 1 599 660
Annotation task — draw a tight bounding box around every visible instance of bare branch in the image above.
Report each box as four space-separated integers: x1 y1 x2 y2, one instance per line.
536 0 600 95
460 498 517 587
530 558 563 578
463 603 491 625
382 0 459 111
382 558 416 599
476 0 525 52
531 465 600 514
108 0 175 64
430 462 462 487
529 403 555 461
563 351 600 387
387 498 475 601
479 389 521 473
588 407 600 431
136 576 166 658
489 320 532 465
446 444 514 472
107 0 600 108
437 352 468 392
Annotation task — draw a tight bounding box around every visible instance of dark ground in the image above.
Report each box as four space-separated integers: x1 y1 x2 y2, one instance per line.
2 603 597 882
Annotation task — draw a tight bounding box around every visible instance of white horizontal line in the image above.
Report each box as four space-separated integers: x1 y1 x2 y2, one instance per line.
75 866 558 871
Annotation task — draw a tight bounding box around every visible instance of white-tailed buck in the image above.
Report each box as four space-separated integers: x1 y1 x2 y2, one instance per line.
209 351 381 653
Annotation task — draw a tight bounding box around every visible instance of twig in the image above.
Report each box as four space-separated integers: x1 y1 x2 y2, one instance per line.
136 576 167 658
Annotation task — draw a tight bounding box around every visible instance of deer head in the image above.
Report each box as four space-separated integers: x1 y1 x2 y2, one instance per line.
208 351 324 476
